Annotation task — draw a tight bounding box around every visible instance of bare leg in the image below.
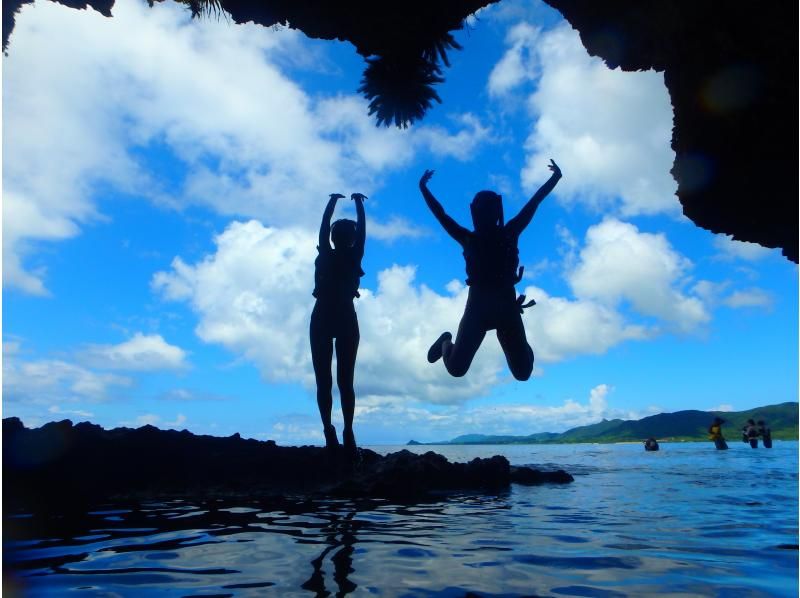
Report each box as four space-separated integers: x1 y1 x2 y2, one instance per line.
497 315 534 381
310 310 336 445
442 310 487 377
335 312 360 449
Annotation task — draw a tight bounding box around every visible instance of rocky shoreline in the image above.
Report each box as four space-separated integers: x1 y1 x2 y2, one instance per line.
3 418 573 509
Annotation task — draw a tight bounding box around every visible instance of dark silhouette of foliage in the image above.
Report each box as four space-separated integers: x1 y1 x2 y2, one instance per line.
359 55 445 128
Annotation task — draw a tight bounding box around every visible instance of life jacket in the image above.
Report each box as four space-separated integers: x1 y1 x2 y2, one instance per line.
312 247 363 301
463 228 520 288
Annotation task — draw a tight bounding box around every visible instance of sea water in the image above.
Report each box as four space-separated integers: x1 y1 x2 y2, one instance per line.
4 441 798 597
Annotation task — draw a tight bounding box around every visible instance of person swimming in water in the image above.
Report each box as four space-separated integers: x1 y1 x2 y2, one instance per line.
310 192 366 453
420 160 562 381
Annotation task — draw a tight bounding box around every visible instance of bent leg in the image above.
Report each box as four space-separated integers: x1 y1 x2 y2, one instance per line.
497 316 534 381
443 311 486 377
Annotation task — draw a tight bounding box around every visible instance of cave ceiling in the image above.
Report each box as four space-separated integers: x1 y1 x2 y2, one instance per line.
4 0 796 261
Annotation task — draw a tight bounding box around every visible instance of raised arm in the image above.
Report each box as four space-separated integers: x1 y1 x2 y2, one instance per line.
419 170 469 244
506 159 562 236
319 193 344 250
351 193 367 257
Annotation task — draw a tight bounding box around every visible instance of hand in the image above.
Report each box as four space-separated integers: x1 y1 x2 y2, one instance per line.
547 159 561 178
329 193 345 201
419 169 435 187
351 193 367 202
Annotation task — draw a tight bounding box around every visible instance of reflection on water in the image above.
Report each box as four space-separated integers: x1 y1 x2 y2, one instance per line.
4 442 798 597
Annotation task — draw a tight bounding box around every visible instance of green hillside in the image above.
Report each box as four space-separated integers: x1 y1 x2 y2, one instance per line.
407 402 798 445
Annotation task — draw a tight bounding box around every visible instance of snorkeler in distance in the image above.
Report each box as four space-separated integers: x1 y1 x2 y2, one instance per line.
420 160 562 381
310 192 366 454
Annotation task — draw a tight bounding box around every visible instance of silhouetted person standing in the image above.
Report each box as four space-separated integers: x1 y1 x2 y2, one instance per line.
420 160 562 381
757 419 773 448
311 192 366 453
708 417 728 450
742 418 758 448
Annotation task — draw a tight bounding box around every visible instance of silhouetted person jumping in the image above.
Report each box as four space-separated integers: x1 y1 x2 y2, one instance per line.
311 192 366 453
420 160 562 381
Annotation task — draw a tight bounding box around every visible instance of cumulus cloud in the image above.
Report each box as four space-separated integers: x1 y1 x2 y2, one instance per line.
4 0 491 294
520 285 650 361
413 113 494 160
153 221 318 383
488 22 541 97
152 219 697 405
3 357 133 404
82 333 188 371
567 219 710 332
490 23 678 216
152 220 505 403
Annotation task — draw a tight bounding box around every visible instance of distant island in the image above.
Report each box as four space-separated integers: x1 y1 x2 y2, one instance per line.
408 402 798 445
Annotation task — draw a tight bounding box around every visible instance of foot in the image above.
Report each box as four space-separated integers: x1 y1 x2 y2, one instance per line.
324 425 339 449
427 332 452 363
343 427 357 454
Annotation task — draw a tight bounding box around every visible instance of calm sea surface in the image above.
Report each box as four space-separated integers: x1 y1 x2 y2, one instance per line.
5 441 798 597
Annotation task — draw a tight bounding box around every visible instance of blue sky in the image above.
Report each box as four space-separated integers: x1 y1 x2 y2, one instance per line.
3 0 797 445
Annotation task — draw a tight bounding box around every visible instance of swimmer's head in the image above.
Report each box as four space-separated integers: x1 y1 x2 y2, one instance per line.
470 191 504 232
331 219 357 248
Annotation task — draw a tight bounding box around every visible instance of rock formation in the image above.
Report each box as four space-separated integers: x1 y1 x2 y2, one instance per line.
3 417 573 509
544 0 798 261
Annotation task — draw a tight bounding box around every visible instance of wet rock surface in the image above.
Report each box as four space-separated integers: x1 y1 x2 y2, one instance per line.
3 418 572 508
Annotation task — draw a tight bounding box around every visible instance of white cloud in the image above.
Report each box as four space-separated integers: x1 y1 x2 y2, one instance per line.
520 285 651 362
490 23 678 216
153 220 505 404
708 404 734 412
713 234 776 261
488 22 540 97
4 0 492 294
352 383 653 441
82 333 188 371
3 357 133 403
48 405 95 419
567 219 710 332
722 288 772 309
123 413 188 429
368 217 428 243
153 221 318 383
152 219 690 405
413 113 494 161
270 418 324 445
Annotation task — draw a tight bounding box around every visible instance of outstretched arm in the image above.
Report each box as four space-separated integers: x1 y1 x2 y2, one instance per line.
351 193 367 257
319 193 344 250
506 159 562 236
419 170 469 244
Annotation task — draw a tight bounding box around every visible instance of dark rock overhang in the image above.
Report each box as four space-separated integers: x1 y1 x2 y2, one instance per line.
543 0 798 262
4 0 797 260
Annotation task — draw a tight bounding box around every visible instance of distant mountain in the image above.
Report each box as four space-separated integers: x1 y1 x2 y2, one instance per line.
407 402 798 445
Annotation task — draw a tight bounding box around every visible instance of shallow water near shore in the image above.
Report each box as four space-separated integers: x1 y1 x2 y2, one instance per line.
5 441 798 597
